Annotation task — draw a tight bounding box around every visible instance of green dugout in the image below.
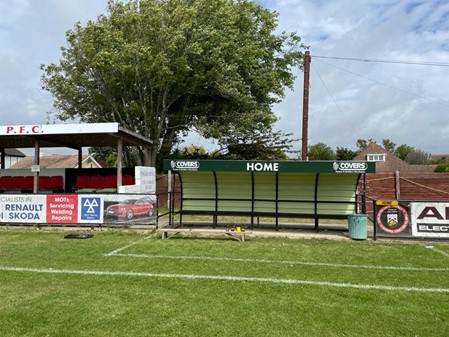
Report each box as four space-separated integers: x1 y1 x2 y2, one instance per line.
163 159 375 230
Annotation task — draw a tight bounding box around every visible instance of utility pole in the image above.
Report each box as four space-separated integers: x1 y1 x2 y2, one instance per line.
301 50 311 161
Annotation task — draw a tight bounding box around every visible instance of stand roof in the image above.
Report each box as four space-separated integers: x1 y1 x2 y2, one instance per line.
0 123 152 149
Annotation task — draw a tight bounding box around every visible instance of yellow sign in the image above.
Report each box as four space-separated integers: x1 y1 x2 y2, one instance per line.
376 200 399 206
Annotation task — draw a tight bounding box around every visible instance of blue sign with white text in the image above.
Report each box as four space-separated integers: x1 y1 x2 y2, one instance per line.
80 197 101 221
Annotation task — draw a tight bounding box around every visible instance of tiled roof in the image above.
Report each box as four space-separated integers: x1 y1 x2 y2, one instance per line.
353 142 435 173
4 148 26 157
10 154 89 169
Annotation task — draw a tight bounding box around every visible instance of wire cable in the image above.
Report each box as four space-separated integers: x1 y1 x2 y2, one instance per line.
311 62 361 139
314 58 449 108
312 55 449 67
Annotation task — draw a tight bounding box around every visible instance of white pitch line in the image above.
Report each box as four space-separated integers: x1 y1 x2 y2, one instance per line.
108 253 449 272
427 246 449 259
1 265 448 293
104 236 152 256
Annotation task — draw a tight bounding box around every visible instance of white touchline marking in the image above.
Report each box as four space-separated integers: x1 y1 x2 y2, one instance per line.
107 253 449 272
426 246 449 259
0 265 448 293
104 236 152 256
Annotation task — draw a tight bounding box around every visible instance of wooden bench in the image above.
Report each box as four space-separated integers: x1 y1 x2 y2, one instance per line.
157 227 250 242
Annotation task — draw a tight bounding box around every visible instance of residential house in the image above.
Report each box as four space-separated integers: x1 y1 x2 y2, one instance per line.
0 148 26 169
10 153 105 169
353 142 436 173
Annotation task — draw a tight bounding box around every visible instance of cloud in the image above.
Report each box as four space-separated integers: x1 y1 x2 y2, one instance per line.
268 0 449 154
1 0 449 156
0 0 106 126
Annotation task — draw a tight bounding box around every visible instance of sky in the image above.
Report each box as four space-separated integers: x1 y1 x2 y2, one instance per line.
1 0 449 155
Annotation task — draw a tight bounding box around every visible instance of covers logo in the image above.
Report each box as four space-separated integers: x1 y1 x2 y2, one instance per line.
333 161 368 173
170 160 200 171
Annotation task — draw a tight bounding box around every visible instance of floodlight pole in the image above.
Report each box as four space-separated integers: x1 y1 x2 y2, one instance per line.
301 50 311 161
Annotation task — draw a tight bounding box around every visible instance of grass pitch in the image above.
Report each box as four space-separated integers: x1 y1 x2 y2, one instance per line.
0 229 448 337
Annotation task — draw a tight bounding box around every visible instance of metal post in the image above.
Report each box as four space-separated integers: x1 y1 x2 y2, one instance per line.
362 173 367 214
33 140 40 194
117 138 123 188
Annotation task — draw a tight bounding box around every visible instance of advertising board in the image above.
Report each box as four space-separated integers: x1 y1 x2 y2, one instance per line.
0 195 46 223
375 201 449 240
411 202 449 238
0 193 156 225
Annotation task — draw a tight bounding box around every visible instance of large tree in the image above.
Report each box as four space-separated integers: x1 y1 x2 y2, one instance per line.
41 0 306 167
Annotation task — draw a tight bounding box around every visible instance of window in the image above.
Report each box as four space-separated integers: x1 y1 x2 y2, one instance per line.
367 154 385 162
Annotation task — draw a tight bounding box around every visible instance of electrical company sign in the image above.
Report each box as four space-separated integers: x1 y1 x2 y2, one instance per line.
411 202 449 238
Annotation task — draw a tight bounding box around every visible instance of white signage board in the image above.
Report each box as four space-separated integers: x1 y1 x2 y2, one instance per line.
411 202 449 238
0 123 119 136
134 166 156 193
0 195 46 223
118 166 156 194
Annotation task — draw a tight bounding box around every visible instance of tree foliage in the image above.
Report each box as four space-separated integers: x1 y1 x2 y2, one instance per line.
405 149 431 165
88 146 138 167
381 139 395 153
431 156 449 165
308 142 336 160
213 129 295 160
434 163 449 172
356 138 374 151
336 147 357 160
41 0 307 167
394 144 414 161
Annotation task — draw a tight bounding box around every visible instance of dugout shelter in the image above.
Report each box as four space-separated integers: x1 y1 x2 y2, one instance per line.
163 159 376 231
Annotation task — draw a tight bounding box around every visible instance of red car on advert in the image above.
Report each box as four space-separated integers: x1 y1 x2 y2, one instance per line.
105 197 154 220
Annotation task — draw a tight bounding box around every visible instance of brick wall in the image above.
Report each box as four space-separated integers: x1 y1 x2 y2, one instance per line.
156 174 181 209
359 172 449 216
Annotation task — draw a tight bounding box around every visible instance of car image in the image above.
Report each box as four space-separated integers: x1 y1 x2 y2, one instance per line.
105 197 154 220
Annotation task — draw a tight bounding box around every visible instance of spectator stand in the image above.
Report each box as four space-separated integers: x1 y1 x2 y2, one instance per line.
0 123 156 228
0 123 153 193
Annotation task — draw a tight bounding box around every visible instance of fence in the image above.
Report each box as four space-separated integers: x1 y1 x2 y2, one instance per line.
359 172 449 217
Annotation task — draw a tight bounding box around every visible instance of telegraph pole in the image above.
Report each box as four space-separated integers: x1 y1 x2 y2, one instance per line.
301 50 311 160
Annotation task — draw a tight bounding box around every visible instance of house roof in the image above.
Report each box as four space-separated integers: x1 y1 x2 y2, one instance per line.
430 154 449 161
353 142 436 173
4 148 26 157
9 154 96 169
